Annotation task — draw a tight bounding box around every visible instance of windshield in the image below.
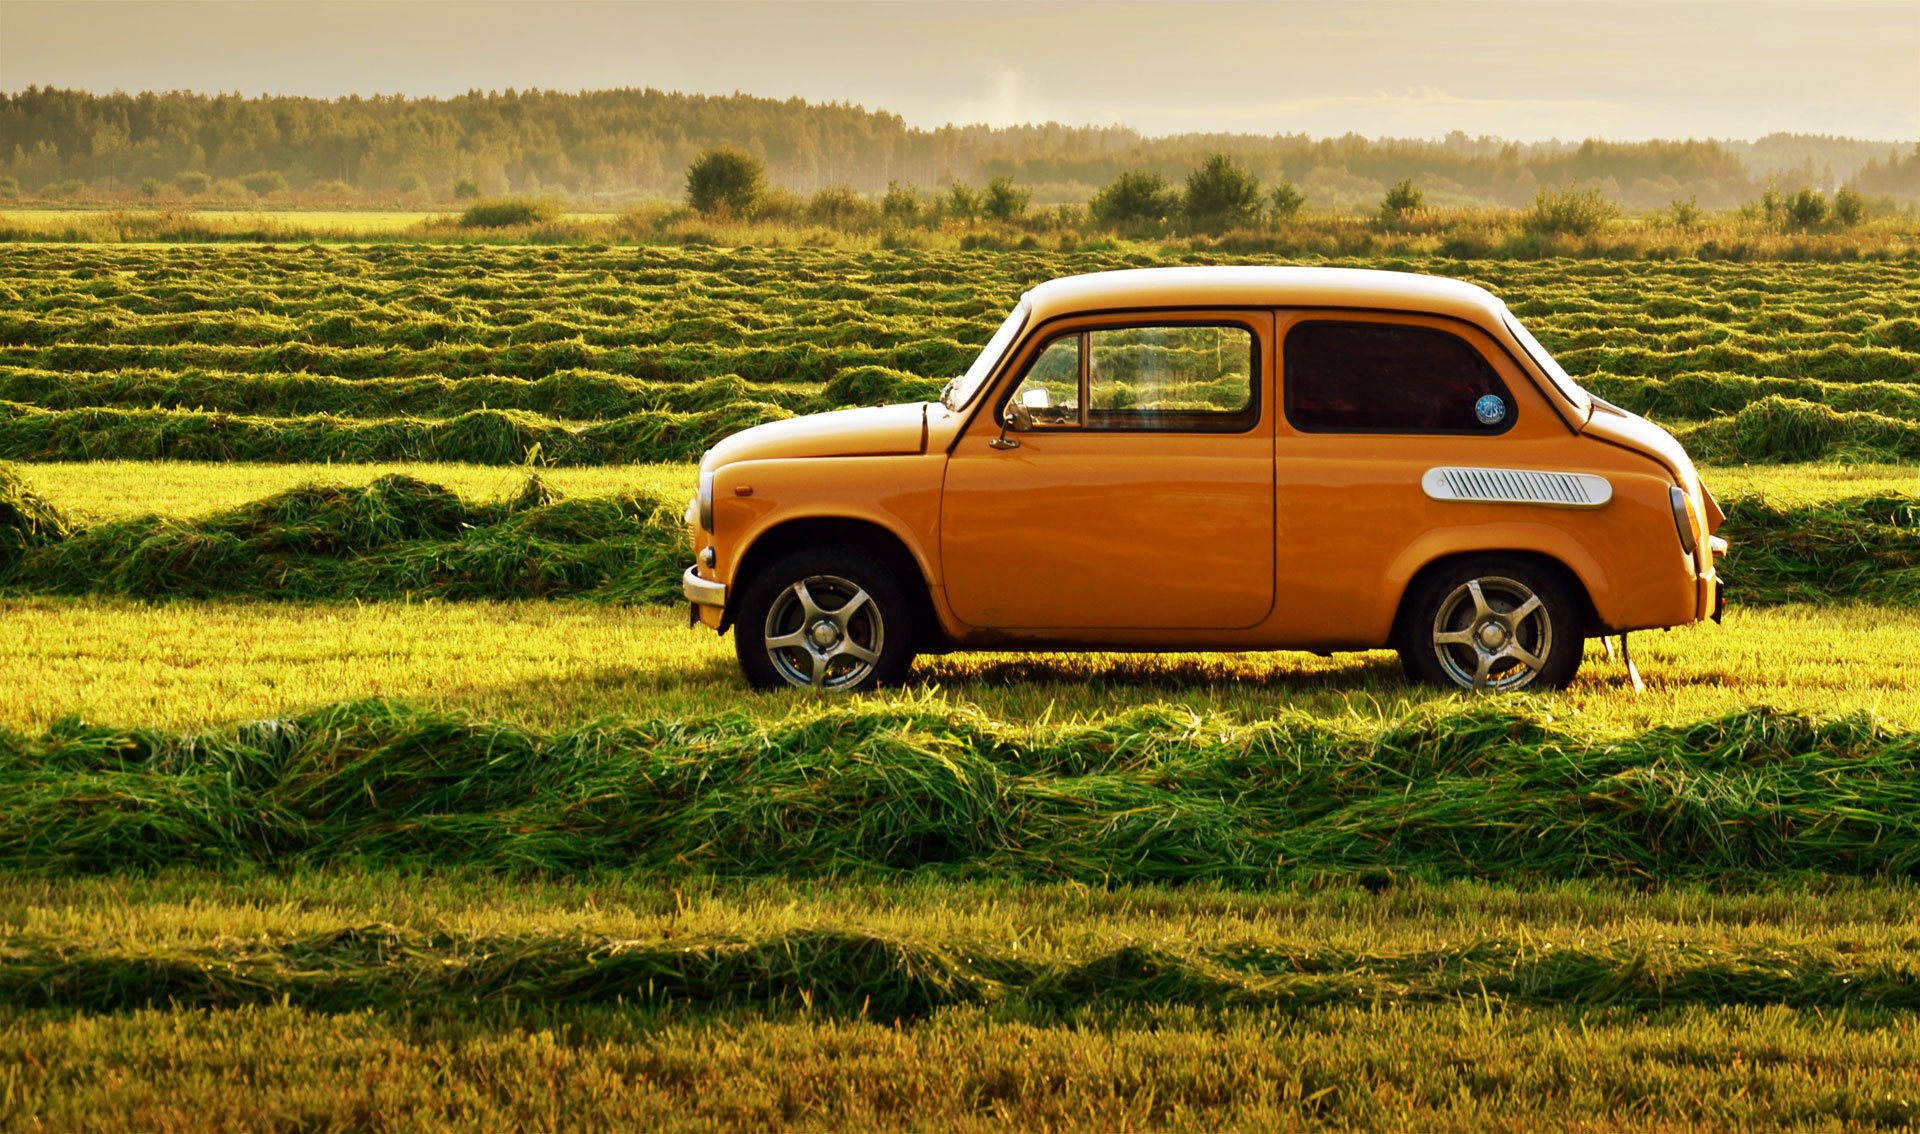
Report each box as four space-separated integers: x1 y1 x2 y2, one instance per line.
944 302 1028 410
1503 312 1592 420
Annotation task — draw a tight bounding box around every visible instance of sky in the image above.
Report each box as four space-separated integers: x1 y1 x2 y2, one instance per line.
2 0 1916 142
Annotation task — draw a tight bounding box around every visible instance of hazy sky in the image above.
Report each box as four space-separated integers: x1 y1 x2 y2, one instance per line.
4 0 1916 141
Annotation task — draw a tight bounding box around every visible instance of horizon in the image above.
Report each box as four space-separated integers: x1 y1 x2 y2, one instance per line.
3 0 1916 143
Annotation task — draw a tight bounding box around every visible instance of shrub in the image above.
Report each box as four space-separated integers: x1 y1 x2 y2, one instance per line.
684 148 763 218
881 181 920 224
211 178 246 199
48 178 85 197
174 170 211 195
1089 171 1178 229
138 177 164 199
1182 154 1262 233
939 183 980 222
1668 195 1702 227
1785 188 1828 230
806 185 877 229
982 176 1031 222
396 172 428 196
458 196 562 229
1378 179 1424 225
1521 185 1618 236
241 170 288 197
453 178 482 200
311 179 353 196
0 175 22 198
1269 181 1306 220
1834 186 1866 226
751 186 804 224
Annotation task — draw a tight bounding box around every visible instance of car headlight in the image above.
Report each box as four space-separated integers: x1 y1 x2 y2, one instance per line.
1669 485 1697 559
697 467 716 532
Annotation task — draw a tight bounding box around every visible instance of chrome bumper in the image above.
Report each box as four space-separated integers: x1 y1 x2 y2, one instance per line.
683 565 726 608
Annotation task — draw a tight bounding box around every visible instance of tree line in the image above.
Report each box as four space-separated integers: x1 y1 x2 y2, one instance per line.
4 86 1915 209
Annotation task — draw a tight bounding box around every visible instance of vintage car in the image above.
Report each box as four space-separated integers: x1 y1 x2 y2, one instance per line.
683 266 1725 692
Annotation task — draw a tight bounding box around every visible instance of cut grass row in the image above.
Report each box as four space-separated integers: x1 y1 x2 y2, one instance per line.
5 466 1916 606
7 393 1920 465
5 697 1918 881
5 364 1917 425
11 1000 1915 1131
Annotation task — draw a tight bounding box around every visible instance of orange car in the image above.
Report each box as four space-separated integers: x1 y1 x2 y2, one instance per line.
683 266 1725 692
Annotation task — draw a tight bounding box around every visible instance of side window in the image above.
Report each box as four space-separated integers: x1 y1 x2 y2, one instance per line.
1006 323 1257 433
1285 321 1514 434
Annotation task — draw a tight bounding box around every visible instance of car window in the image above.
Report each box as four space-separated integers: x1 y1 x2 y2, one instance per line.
1006 323 1256 433
1284 321 1514 434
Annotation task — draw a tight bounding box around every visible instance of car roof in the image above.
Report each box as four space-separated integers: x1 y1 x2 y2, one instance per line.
1021 266 1510 329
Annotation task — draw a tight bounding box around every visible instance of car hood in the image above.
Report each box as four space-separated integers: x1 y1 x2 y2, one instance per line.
705 402 928 466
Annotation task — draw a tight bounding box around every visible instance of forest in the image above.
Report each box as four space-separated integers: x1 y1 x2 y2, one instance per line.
5 85 1918 208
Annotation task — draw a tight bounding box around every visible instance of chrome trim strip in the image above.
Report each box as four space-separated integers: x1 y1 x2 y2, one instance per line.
1421 466 1613 508
683 565 727 607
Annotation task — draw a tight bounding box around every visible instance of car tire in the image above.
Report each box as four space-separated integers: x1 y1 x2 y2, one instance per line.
1396 556 1585 692
734 548 916 691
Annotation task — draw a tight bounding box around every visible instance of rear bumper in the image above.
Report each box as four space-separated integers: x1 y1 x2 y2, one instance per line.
683 566 726 608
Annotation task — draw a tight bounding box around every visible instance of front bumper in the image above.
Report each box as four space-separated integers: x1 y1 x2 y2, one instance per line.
683 565 726 608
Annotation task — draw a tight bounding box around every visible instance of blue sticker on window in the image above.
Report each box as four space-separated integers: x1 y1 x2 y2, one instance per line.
1475 395 1508 426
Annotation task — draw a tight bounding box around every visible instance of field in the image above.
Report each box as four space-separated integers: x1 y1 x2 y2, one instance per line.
2 243 1918 1130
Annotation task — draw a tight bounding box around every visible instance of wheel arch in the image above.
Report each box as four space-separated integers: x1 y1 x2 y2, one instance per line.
1389 547 1600 647
727 515 945 650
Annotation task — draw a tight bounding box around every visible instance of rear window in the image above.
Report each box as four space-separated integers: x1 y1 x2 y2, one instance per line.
1284 321 1514 434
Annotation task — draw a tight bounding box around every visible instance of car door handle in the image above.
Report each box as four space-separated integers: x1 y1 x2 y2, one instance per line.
988 435 1021 450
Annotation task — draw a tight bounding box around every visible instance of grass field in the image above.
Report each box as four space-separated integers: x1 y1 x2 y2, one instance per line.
2 242 1918 1129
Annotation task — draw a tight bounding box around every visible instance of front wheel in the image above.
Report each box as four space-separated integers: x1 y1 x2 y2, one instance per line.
1397 557 1585 692
734 548 916 691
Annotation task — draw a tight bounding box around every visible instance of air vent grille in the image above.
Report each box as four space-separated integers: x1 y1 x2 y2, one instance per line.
1421 466 1613 508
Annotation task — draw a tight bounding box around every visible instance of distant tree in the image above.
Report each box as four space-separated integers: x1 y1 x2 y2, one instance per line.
1833 185 1866 226
174 170 211 195
881 180 920 223
312 179 353 196
138 177 165 198
1755 181 1785 227
453 178 482 200
241 170 288 197
806 184 876 228
1089 170 1178 228
982 176 1031 221
1667 195 1702 227
1269 181 1306 219
684 148 763 218
48 178 85 197
1784 187 1828 229
1182 154 1262 233
211 178 246 199
395 172 428 196
0 175 17 199
1379 178 1425 220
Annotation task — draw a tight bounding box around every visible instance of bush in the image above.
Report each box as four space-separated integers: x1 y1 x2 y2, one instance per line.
453 178 482 200
1182 154 1262 233
939 183 980 222
211 178 246 199
1089 171 1178 229
458 196 562 229
174 171 211 195
751 186 804 224
241 170 288 197
48 178 85 197
311 179 353 196
0 175 22 199
1668 195 1702 227
138 177 164 199
1834 186 1866 226
806 185 877 229
396 172 428 196
684 148 763 218
1269 181 1306 220
1378 179 1424 225
1521 185 1618 236
1785 188 1828 230
881 181 920 224
982 176 1031 222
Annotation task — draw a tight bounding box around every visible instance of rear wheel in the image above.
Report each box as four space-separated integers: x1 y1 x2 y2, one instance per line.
734 548 915 691
1397 557 1584 691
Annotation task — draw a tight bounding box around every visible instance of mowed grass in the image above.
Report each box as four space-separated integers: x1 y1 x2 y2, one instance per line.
5 597 1917 733
10 460 1914 523
5 874 1918 1130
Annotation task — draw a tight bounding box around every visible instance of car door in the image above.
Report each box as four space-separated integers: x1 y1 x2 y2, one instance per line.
940 310 1275 631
